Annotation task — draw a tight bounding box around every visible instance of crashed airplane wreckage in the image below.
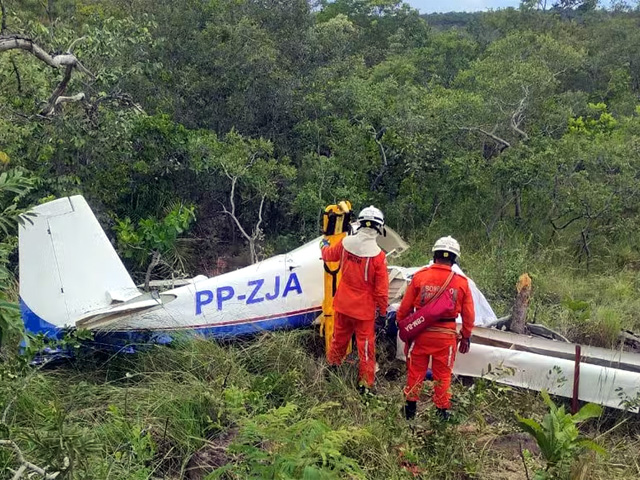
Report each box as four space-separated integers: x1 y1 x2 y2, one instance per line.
19 196 640 411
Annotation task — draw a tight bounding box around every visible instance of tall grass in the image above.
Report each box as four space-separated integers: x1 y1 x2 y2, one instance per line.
1 331 638 479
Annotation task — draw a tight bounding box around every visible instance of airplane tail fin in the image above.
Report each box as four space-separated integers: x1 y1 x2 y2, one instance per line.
19 196 140 333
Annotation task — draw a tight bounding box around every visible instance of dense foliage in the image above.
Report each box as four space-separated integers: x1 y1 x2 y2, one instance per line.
2 0 640 278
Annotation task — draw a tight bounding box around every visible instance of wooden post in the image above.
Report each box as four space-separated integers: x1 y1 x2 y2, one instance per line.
572 344 582 414
510 273 532 334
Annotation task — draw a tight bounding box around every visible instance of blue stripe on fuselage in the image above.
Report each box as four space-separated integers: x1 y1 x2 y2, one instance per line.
93 309 320 348
19 297 320 350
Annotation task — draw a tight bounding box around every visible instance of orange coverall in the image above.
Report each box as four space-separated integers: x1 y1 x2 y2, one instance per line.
321 239 388 387
396 264 475 409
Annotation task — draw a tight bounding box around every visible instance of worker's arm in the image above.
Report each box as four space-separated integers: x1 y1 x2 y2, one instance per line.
321 239 344 263
373 254 389 316
396 279 418 321
460 279 476 340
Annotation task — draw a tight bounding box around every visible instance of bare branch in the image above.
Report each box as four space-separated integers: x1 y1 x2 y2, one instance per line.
10 55 21 93
519 442 531 480
510 89 530 141
144 250 162 292
0 440 60 479
40 64 75 116
550 215 582 231
253 193 267 238
428 196 441 228
460 126 511 149
1 35 94 117
580 228 591 270
11 465 27 480
66 36 86 53
0 36 93 76
55 92 86 105
220 162 233 181
245 152 259 170
222 176 252 243
1 0 7 35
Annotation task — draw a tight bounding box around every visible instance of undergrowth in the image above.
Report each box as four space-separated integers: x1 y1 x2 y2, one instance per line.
1 330 639 479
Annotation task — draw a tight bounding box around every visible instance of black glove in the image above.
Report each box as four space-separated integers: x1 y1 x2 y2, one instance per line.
458 336 471 354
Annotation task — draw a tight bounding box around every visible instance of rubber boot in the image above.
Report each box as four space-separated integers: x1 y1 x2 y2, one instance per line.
325 364 339 381
357 384 373 396
436 408 451 421
404 401 417 420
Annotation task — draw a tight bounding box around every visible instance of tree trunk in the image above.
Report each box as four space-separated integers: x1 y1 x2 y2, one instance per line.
249 240 257 265
144 251 161 292
510 273 532 334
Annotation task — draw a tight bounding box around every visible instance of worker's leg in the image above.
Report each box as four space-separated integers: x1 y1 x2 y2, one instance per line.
354 319 376 387
403 337 431 402
430 337 457 410
328 312 355 366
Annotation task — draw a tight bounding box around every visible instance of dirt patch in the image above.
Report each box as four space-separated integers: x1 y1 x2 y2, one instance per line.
185 428 238 480
478 432 540 459
481 457 531 480
476 432 541 480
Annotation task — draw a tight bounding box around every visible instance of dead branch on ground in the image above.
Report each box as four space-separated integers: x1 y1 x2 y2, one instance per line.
0 440 61 479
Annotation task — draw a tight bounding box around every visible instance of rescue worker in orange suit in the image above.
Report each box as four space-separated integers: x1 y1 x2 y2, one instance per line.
321 206 389 394
396 236 475 420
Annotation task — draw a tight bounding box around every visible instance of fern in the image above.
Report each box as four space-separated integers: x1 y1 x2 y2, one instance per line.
209 402 368 479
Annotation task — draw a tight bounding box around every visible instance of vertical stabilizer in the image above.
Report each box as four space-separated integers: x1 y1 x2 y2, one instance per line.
19 196 140 332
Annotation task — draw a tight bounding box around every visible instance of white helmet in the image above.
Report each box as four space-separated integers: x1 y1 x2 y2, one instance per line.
357 205 384 231
432 236 461 258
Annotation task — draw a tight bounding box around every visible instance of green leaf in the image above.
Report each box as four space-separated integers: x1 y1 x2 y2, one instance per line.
540 390 557 412
576 439 607 456
572 403 602 423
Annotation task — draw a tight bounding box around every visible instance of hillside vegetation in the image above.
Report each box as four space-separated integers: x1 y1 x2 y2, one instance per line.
1 0 640 478
2 331 640 479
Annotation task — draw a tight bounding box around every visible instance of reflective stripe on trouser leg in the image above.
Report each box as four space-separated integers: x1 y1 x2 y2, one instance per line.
431 341 456 409
355 319 375 387
364 339 369 362
404 345 429 401
407 342 415 360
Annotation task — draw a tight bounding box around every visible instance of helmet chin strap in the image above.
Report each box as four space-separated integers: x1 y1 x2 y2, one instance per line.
358 222 384 236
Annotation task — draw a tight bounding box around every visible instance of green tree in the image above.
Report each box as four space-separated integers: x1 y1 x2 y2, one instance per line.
0 168 34 347
115 203 196 290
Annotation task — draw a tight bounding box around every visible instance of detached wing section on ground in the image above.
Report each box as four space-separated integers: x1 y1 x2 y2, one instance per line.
390 266 640 412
